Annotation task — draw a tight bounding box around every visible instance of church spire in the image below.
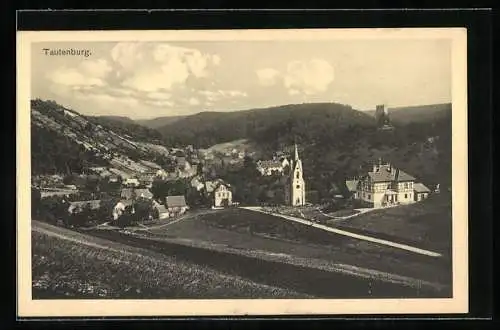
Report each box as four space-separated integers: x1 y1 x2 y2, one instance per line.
294 142 299 161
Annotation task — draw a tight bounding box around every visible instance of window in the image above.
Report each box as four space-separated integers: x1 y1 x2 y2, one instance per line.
296 171 300 179
296 185 300 189
367 194 371 199
405 193 408 198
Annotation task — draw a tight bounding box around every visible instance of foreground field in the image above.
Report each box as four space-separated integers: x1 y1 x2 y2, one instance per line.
132 208 452 294
332 194 452 254
31 221 310 299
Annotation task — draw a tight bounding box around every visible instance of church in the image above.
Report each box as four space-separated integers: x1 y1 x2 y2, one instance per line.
284 144 306 206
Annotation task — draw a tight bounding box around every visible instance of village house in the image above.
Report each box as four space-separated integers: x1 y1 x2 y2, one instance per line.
165 195 189 217
120 188 154 200
213 183 233 208
156 169 169 180
152 200 169 220
112 199 134 221
256 160 285 176
123 177 140 187
138 173 155 188
346 160 430 208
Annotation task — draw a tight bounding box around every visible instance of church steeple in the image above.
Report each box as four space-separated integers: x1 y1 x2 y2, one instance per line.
294 143 299 161
284 141 306 206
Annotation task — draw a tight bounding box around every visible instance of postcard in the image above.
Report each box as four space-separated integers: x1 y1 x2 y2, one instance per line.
17 28 468 317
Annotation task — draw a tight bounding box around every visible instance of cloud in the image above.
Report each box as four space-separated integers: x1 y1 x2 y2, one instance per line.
145 99 175 108
146 92 172 100
212 54 221 66
112 43 219 92
188 97 200 106
284 59 334 95
48 59 112 87
218 90 248 97
256 68 281 86
198 89 247 104
47 42 224 112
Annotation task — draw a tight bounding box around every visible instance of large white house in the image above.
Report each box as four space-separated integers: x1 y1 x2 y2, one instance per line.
213 183 233 208
346 161 430 208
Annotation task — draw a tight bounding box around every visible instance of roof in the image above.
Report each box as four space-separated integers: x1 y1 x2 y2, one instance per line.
153 203 168 214
121 188 153 199
367 165 415 182
166 195 187 208
117 199 134 207
414 182 431 193
345 179 359 192
135 189 154 199
258 160 283 169
120 188 135 199
215 182 231 191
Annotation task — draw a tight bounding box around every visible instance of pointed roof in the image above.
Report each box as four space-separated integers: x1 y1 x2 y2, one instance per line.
294 143 299 161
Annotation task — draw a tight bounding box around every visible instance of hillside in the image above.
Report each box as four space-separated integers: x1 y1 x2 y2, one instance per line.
86 115 163 142
157 103 376 148
30 99 171 176
136 115 186 129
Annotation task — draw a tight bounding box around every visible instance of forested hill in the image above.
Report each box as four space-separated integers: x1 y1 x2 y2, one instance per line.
157 103 376 148
136 115 186 129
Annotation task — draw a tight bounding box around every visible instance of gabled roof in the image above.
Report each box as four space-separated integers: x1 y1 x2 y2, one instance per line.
258 160 283 169
414 182 431 193
367 165 415 182
166 195 187 208
153 203 168 214
345 179 359 192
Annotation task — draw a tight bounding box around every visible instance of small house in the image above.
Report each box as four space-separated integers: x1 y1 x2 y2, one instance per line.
414 183 431 201
152 200 170 220
165 195 189 217
112 199 134 221
123 178 140 187
256 160 284 176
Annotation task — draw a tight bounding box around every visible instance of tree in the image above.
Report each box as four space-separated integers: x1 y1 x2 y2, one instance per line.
134 198 153 222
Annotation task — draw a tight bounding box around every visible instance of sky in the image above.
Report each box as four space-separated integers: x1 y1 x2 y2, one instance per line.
31 39 451 119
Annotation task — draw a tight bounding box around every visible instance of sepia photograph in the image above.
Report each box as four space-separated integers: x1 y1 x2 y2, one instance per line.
17 28 468 317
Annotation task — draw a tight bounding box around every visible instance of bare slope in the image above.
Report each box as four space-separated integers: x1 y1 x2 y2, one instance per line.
32 221 309 299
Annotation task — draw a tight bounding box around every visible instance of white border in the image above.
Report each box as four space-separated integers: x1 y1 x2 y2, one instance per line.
17 28 468 317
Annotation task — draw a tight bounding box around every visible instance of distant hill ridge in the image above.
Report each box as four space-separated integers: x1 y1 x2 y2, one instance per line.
155 103 376 148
